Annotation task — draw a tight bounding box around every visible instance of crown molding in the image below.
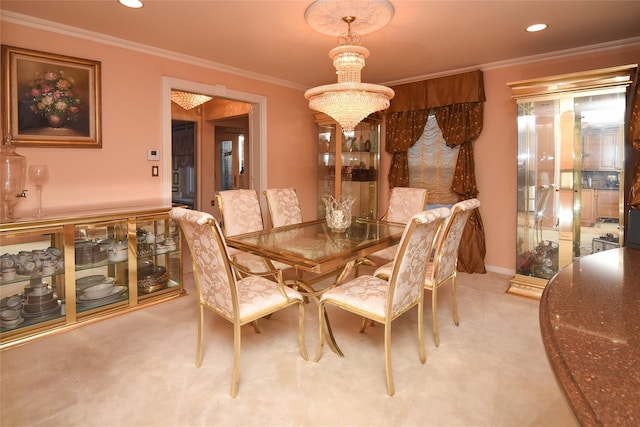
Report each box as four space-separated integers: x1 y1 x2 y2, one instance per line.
383 36 640 87
3 10 639 91
0 10 307 92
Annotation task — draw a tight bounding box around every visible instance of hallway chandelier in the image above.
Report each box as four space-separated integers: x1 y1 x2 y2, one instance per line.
304 0 395 133
171 90 212 110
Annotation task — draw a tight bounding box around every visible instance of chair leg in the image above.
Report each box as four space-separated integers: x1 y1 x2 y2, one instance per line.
230 322 241 398
315 303 326 362
418 300 426 364
431 286 440 347
384 322 394 396
251 320 261 334
196 304 204 367
451 275 460 326
298 302 309 361
359 318 375 333
359 317 369 333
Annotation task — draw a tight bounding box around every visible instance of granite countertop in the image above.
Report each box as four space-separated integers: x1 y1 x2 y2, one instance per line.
539 248 640 426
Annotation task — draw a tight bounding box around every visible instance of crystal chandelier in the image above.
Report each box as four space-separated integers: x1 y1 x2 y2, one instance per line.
171 90 212 110
304 14 394 133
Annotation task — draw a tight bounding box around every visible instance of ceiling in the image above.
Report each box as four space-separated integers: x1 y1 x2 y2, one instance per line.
2 1 640 91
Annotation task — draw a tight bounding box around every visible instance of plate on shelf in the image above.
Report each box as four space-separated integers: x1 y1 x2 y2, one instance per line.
76 275 106 292
20 301 61 319
77 286 127 303
1 316 25 330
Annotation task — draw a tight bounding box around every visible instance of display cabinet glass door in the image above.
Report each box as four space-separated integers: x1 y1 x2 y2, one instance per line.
512 87 626 296
317 117 380 219
1 226 66 341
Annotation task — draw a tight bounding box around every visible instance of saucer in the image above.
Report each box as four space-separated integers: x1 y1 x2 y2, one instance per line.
1 316 24 330
78 286 127 302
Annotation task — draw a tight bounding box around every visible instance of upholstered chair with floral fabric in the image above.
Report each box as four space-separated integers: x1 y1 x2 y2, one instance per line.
375 198 480 347
170 207 308 398
264 188 303 228
316 207 449 396
216 189 291 272
357 187 428 275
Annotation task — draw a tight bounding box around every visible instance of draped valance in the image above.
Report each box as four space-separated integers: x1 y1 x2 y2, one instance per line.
388 70 486 112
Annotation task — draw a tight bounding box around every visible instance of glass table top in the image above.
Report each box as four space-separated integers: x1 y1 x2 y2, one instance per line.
226 218 405 273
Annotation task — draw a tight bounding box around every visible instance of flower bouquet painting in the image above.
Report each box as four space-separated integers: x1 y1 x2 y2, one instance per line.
1 45 102 148
27 70 81 128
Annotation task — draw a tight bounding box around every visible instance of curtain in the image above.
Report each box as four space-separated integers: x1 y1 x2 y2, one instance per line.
385 70 486 273
627 68 640 208
433 103 486 273
385 110 429 187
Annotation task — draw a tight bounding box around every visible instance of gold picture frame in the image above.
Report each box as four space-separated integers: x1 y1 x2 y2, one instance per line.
1 45 102 148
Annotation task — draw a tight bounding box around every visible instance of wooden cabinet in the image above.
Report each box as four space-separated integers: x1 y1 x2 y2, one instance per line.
581 189 596 226
580 188 620 226
582 128 623 171
0 206 184 349
315 113 380 219
596 189 619 220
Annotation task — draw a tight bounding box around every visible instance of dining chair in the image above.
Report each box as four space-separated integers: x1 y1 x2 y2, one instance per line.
169 207 308 398
316 207 450 396
263 188 303 228
357 186 428 275
375 198 480 347
216 189 290 272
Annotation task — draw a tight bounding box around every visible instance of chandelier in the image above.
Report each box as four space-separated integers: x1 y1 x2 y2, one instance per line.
171 90 212 110
304 1 394 133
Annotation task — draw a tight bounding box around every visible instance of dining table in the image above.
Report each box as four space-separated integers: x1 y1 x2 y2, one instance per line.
225 217 406 355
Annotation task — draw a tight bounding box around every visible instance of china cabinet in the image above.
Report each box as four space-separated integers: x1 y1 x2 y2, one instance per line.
315 113 380 219
508 65 634 299
0 205 183 349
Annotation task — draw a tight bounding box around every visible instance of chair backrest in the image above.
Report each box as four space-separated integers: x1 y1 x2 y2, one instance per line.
264 188 303 227
433 198 481 282
170 207 238 320
385 187 428 223
387 207 450 316
216 189 264 237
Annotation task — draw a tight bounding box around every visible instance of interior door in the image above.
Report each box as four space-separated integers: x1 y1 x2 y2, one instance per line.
171 120 197 209
215 126 248 192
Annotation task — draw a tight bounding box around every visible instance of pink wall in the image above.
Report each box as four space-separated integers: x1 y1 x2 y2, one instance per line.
2 20 639 273
1 21 318 221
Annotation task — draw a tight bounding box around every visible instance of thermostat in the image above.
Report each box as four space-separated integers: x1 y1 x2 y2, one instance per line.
147 149 160 161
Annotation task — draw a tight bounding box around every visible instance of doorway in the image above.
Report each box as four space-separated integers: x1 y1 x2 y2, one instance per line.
161 77 268 220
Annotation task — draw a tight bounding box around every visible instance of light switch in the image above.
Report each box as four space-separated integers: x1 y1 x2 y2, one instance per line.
152 166 159 176
147 148 160 161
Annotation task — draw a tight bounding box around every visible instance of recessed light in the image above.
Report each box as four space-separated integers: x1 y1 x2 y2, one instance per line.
526 23 548 33
119 0 143 9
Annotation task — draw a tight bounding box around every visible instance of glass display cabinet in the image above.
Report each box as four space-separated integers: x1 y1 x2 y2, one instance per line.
315 113 380 219
507 66 633 298
1 206 183 349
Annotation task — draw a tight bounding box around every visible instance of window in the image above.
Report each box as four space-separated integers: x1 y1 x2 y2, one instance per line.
408 114 460 205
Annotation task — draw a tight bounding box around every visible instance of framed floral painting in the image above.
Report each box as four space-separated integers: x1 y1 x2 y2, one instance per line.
1 45 102 148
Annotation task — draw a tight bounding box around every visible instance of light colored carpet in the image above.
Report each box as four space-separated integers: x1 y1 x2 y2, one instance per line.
0 264 579 427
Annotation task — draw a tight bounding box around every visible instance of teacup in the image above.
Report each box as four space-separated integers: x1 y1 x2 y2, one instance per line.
26 283 48 296
0 256 15 270
42 261 57 276
2 268 16 281
6 294 21 309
